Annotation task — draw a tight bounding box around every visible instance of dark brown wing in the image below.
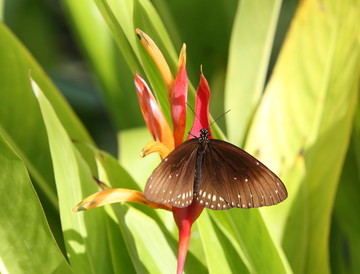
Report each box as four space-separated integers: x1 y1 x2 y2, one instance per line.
144 139 198 208
195 139 287 210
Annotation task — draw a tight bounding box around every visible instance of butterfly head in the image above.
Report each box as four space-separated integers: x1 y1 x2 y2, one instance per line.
198 129 210 142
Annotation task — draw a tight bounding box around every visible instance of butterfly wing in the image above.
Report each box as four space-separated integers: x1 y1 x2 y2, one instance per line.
195 139 287 210
144 139 198 208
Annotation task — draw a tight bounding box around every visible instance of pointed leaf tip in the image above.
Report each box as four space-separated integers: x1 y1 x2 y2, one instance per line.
30 77 41 98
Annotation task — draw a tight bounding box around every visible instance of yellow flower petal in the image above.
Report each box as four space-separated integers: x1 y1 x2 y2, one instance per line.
73 188 172 212
140 140 171 159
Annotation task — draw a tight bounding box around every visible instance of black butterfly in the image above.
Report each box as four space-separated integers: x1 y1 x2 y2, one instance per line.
144 129 287 210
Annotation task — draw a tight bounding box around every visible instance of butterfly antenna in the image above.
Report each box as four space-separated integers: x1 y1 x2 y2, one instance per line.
209 109 231 128
186 102 202 123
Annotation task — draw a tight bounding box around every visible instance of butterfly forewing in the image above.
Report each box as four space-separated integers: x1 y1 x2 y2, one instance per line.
144 139 198 208
199 139 287 209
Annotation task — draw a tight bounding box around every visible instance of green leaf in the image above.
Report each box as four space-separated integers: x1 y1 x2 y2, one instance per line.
197 210 247 274
246 0 360 272
109 205 177 273
0 131 71 274
210 209 290 273
225 0 282 145
31 79 113 273
0 22 95 250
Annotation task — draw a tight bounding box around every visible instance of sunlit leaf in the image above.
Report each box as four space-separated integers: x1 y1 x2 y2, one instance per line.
246 0 360 272
0 22 95 249
0 131 71 274
31 79 113 273
225 0 282 145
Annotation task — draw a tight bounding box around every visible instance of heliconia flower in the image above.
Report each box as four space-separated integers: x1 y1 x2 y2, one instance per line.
73 29 212 274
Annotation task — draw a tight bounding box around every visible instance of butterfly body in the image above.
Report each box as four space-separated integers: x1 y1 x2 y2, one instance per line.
145 129 287 210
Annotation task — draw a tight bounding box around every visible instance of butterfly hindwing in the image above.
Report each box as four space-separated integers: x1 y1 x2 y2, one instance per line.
144 139 198 208
197 139 287 210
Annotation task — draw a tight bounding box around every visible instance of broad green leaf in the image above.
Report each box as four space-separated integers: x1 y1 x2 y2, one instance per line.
197 210 246 274
31 79 113 273
225 0 282 145
210 209 290 273
0 131 71 274
108 205 177 273
246 0 360 272
0 22 95 248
